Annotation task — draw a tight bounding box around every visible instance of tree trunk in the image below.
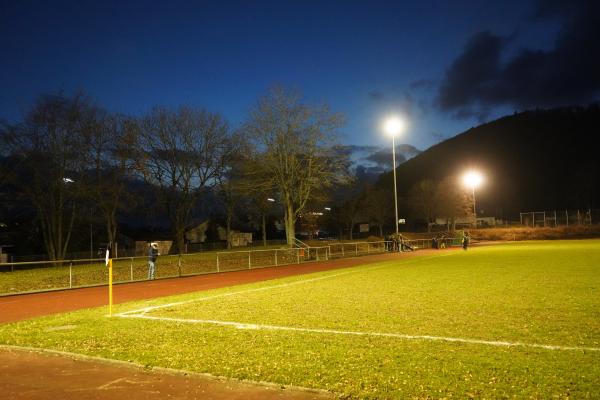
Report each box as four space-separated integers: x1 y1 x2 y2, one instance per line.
106 210 118 252
378 224 383 237
226 212 232 249
284 203 295 246
173 226 185 256
261 213 267 247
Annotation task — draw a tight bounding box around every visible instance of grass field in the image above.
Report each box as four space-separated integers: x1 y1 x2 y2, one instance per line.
1 240 599 398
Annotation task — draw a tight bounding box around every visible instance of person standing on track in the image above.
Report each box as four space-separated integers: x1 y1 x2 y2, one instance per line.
148 242 159 279
462 232 470 250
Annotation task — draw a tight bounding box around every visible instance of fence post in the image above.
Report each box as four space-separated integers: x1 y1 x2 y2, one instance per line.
130 258 133 282
248 251 251 269
275 249 278 266
341 244 344 257
296 249 300 264
367 243 370 253
217 253 220 272
178 254 182 277
355 243 358 255
69 262 72 288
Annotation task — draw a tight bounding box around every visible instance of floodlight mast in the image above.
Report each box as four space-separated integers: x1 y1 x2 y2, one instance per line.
463 171 483 227
383 116 405 246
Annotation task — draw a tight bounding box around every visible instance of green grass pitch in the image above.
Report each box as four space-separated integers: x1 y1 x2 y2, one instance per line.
1 240 599 398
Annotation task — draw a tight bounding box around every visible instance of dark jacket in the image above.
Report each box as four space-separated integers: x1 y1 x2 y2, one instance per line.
148 247 159 262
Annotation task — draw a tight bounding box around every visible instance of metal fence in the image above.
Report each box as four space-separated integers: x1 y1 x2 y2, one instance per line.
519 209 596 227
404 237 463 250
0 241 396 296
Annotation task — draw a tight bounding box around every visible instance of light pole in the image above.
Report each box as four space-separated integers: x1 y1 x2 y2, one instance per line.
383 116 405 245
462 171 483 227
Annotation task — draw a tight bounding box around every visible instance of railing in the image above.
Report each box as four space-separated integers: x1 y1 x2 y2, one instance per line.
292 237 309 249
0 238 462 296
0 241 381 296
404 237 463 250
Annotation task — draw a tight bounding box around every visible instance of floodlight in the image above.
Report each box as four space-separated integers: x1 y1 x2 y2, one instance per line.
382 116 405 137
462 170 484 227
463 171 483 188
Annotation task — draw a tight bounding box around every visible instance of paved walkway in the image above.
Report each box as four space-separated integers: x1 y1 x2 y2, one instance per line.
0 346 334 400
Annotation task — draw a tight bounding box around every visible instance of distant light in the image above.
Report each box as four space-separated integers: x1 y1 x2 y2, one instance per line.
463 171 484 188
382 116 405 137
267 198 275 202
310 212 324 216
63 178 74 183
324 207 331 211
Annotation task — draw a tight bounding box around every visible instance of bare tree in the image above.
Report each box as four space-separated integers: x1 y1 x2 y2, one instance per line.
245 186 276 247
137 106 230 253
363 187 391 237
244 87 350 245
1 93 96 260
408 179 439 232
435 176 471 231
83 113 138 249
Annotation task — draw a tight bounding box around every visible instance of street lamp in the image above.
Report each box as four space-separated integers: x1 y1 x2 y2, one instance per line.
382 116 405 245
462 170 484 227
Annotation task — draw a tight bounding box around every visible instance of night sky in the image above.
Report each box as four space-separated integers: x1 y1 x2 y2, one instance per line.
1 0 598 170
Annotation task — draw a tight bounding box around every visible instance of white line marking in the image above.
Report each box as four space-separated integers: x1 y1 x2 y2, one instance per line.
119 314 600 353
118 254 449 317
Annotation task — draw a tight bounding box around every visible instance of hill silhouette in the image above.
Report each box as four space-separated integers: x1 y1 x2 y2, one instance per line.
375 105 599 220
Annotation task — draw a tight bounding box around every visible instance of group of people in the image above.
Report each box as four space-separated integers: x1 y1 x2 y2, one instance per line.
386 233 403 252
431 235 446 249
431 231 470 250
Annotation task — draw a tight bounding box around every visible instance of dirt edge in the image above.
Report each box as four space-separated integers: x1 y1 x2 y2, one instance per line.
0 344 334 397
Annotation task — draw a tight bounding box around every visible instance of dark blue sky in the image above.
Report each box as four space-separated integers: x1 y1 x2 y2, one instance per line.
2 0 596 162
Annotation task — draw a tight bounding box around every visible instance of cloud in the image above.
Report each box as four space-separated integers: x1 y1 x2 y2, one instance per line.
354 164 386 182
436 1 600 119
335 144 380 157
362 144 421 169
342 144 423 182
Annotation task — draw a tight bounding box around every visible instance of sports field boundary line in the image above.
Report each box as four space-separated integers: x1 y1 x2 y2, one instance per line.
0 344 333 396
117 253 454 317
119 314 600 353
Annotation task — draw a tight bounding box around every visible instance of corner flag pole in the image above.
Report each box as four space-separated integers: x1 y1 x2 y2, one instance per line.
108 259 113 316
106 245 113 317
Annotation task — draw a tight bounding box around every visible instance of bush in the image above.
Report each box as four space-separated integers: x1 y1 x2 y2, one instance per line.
469 225 600 241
